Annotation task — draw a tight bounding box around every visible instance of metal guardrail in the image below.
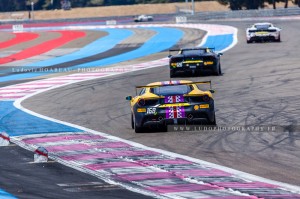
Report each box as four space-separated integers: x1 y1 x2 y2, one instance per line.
185 7 300 21
0 7 299 26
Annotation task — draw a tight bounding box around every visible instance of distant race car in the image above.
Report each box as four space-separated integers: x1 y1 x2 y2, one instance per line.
134 15 153 22
126 80 216 133
168 47 223 78
246 22 281 43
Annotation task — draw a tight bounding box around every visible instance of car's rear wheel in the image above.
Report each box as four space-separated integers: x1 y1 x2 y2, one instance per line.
208 114 217 126
131 114 134 129
135 124 144 133
276 35 281 42
133 114 144 133
214 63 222 76
218 64 222 75
247 40 251 44
170 69 176 78
161 125 168 132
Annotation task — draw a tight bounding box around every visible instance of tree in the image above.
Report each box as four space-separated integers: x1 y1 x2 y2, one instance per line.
88 0 105 6
244 0 264 9
272 0 276 9
228 0 243 10
217 0 264 10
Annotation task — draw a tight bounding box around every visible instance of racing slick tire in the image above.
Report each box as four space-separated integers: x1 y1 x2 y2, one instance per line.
214 63 222 76
131 114 134 129
208 114 217 126
160 125 168 132
170 69 176 78
275 35 281 42
135 125 144 133
133 114 144 133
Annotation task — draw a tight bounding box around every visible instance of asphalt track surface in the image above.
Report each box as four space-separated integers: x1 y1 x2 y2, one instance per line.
0 144 152 199
0 27 205 199
23 19 300 190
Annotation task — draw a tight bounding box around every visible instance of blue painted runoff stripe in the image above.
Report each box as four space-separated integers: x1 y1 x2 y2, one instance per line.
201 34 234 52
0 101 81 136
27 28 133 67
0 27 182 83
0 31 235 137
0 30 233 84
0 72 47 83
0 29 133 83
71 27 184 69
0 189 18 199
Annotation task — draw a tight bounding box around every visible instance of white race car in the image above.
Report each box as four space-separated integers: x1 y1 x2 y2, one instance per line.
134 15 153 22
246 22 281 43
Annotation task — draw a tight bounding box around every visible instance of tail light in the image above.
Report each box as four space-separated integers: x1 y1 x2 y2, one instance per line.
144 99 159 106
172 58 183 62
137 98 159 106
138 98 145 106
188 95 210 103
203 56 215 61
202 95 210 102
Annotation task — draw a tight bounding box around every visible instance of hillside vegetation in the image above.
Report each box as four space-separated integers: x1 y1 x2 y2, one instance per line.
1 0 299 12
0 1 297 21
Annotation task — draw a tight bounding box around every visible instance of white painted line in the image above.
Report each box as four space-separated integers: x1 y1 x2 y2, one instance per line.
57 182 104 187
0 89 32 93
6 23 300 197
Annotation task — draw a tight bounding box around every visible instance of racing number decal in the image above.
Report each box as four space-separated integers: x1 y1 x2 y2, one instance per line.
147 108 157 115
177 62 183 67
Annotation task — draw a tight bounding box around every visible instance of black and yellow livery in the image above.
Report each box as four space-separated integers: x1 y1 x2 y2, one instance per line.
126 80 216 133
168 47 223 78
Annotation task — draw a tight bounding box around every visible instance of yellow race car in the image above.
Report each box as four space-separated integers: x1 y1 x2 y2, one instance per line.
126 80 216 133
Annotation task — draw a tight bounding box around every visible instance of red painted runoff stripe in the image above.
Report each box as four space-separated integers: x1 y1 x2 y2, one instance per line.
260 195 300 199
146 183 220 194
138 159 193 166
213 181 278 188
0 32 39 49
85 162 142 170
204 197 257 199
46 142 131 152
0 31 85 64
116 172 179 181
175 169 231 177
23 134 103 144
61 150 159 161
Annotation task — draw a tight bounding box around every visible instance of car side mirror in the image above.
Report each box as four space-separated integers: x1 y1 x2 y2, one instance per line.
168 55 172 58
209 90 215 94
218 53 223 57
126 96 132 101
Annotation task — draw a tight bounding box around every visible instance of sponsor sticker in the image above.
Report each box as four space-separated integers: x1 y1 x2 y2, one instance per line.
183 60 203 64
200 104 209 109
204 61 214 66
137 108 146 113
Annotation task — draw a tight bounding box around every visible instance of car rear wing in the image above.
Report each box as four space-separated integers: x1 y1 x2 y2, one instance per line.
169 47 215 52
168 47 216 57
135 81 213 95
